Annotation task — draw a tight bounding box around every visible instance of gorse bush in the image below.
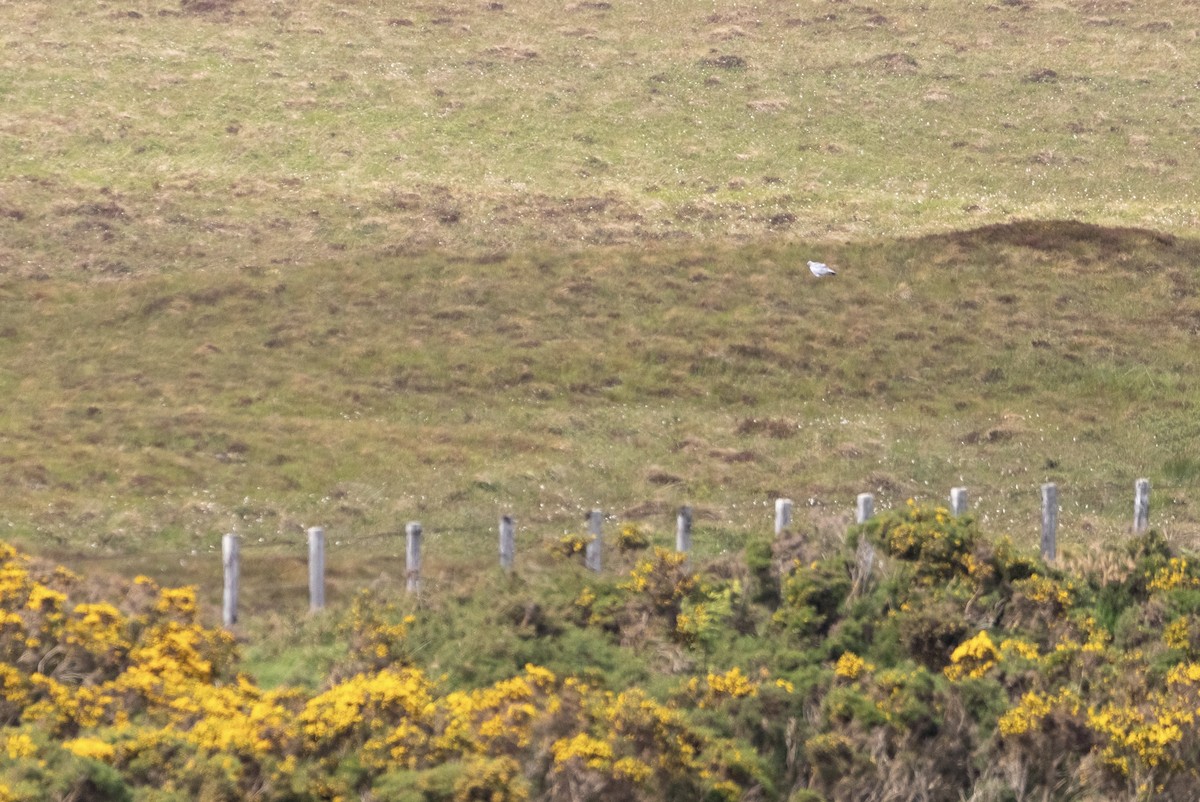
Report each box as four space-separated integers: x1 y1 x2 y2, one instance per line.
4 507 1200 800
0 541 761 801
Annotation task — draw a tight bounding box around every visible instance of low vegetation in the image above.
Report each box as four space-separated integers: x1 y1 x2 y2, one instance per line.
3 0 1199 584
4 502 1200 800
2 0 1196 276
4 221 1200 601
4 1 1200 798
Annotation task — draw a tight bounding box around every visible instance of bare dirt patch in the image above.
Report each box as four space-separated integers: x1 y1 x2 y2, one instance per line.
701 53 747 69
746 98 790 113
179 0 237 14
869 52 920 73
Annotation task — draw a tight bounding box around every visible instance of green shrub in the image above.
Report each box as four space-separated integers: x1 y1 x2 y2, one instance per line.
745 538 781 607
1091 580 1139 636
616 523 652 552
893 594 970 671
954 676 1009 736
1 732 131 802
787 791 829 802
822 686 885 728
11 501 1200 802
676 581 737 654
775 559 852 640
862 501 977 584
372 762 462 802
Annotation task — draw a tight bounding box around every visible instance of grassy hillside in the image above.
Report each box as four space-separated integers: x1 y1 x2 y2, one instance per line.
4 222 1200 608
1 0 1198 277
5 2 1200 799
1 0 1199 597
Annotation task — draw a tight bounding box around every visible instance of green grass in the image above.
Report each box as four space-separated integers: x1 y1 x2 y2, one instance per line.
4 224 1200 612
2 1 1200 612
2 0 1199 276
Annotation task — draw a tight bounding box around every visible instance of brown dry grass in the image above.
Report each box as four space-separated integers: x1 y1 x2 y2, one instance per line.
2 1 1200 604
1 0 1198 279
3 221 1200 612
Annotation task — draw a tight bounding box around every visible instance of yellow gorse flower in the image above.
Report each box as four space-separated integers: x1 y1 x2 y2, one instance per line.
998 688 1080 737
834 652 873 680
4 733 35 760
1164 617 1192 651
945 630 999 681
687 667 761 709
1147 557 1200 592
62 736 117 762
551 732 613 769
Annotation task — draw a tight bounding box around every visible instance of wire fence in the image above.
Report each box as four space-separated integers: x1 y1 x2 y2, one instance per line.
20 475 1197 628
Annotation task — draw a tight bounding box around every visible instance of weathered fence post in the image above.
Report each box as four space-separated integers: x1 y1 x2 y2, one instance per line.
406 521 422 593
499 515 516 572
676 505 693 558
854 493 876 589
307 526 325 612
585 510 603 572
775 498 793 536
222 533 239 627
950 487 968 517
856 493 874 524
1041 483 1058 563
1134 478 1151 535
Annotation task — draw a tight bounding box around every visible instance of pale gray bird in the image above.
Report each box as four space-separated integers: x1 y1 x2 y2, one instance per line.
808 260 837 277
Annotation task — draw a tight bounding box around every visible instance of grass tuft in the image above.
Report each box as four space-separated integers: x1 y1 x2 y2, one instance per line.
2 0 1199 606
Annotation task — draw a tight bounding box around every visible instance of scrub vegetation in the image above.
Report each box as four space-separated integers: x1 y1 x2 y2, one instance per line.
2 0 1200 798
5 507 1200 801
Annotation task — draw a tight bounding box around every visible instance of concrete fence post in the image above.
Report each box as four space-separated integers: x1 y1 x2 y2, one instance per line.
1041 483 1058 563
775 498 793 536
856 493 874 524
854 493 876 586
500 515 516 571
406 522 422 593
950 487 968 517
307 526 325 611
585 510 603 572
222 533 239 627
1134 478 1151 535
676 505 693 563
